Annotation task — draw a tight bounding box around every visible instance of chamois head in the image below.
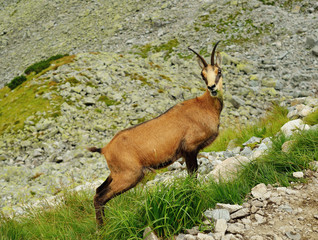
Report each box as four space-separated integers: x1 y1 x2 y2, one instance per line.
188 41 223 96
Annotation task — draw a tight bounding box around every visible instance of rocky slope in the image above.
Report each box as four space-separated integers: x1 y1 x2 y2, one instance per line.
0 0 318 237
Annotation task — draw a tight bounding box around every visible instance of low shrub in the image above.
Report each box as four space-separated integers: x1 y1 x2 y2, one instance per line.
6 75 27 90
24 54 68 75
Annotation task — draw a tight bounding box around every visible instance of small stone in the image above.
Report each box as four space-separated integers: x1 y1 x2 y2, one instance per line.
255 213 265 224
83 97 96 106
278 204 293 213
184 234 197 240
185 226 199 235
143 227 159 240
251 236 263 240
292 172 304 178
312 46 318 57
227 223 245 234
167 162 182 171
281 141 295 153
215 203 243 213
285 231 301 240
215 219 227 234
251 183 267 199
203 209 230 221
230 208 250 219
243 136 262 146
175 234 186 240
197 233 215 240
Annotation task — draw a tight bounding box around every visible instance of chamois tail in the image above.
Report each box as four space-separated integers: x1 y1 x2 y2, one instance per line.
87 147 102 154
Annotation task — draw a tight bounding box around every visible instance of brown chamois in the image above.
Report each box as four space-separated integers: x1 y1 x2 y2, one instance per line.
88 41 224 226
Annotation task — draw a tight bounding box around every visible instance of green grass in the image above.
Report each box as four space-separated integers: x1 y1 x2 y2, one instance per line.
1 126 317 239
134 38 179 59
0 55 75 134
204 103 289 152
98 95 120 106
304 108 318 126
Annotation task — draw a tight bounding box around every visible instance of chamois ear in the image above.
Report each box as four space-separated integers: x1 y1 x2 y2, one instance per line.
188 47 208 70
197 57 206 70
215 52 222 67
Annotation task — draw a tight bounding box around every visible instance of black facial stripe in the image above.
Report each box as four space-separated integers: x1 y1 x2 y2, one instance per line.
215 73 222 84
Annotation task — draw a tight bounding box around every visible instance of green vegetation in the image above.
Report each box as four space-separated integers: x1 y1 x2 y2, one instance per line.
98 96 120 106
194 7 273 46
134 38 179 60
0 81 62 133
1 124 317 239
204 103 289 152
6 75 27 90
304 108 318 126
24 54 68 75
0 55 75 134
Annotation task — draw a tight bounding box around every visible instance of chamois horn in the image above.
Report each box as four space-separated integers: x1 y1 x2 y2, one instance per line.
211 41 221 66
188 47 208 67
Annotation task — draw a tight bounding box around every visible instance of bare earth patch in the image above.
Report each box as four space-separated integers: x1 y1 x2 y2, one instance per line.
243 170 318 240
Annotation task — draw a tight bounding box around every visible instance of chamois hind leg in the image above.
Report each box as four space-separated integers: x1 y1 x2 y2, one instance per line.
184 151 198 176
94 169 144 226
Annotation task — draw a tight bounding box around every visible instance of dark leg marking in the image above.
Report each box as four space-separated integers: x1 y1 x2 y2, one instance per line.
184 151 198 176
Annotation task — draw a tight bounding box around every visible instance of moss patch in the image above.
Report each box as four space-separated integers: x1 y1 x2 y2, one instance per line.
98 96 120 106
0 81 63 133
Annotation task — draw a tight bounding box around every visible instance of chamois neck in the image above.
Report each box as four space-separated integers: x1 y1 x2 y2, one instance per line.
204 89 223 112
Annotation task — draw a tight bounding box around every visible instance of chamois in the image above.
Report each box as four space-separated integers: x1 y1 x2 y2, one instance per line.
88 41 224 226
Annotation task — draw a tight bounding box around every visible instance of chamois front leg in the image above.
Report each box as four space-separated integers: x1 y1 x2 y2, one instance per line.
184 151 198 176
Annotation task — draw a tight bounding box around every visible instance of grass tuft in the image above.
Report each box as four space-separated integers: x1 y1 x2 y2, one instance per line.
205 103 289 152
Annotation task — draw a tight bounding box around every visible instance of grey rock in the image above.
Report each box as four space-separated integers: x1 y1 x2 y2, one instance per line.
203 209 230 221
278 204 293 213
241 147 252 156
185 226 199 235
143 227 159 240
281 119 310 137
312 45 318 57
230 208 250 219
230 96 245 109
184 234 197 240
197 233 215 240
305 36 317 49
83 97 96 106
215 203 243 214
214 219 227 234
285 231 301 240
251 183 268 199
167 162 182 171
227 223 245 234
292 171 304 178
243 136 262 146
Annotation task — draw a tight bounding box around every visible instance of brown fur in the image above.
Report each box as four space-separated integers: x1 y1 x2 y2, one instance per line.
89 43 224 226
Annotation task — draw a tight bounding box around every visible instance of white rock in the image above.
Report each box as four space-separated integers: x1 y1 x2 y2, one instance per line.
215 219 227 234
227 223 245 234
215 203 243 213
280 119 310 137
207 156 250 182
143 227 159 240
230 208 250 219
203 209 230 221
184 234 197 240
251 183 268 199
197 233 215 240
292 171 304 178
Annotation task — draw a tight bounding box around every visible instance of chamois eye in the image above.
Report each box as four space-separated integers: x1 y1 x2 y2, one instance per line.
218 69 222 75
